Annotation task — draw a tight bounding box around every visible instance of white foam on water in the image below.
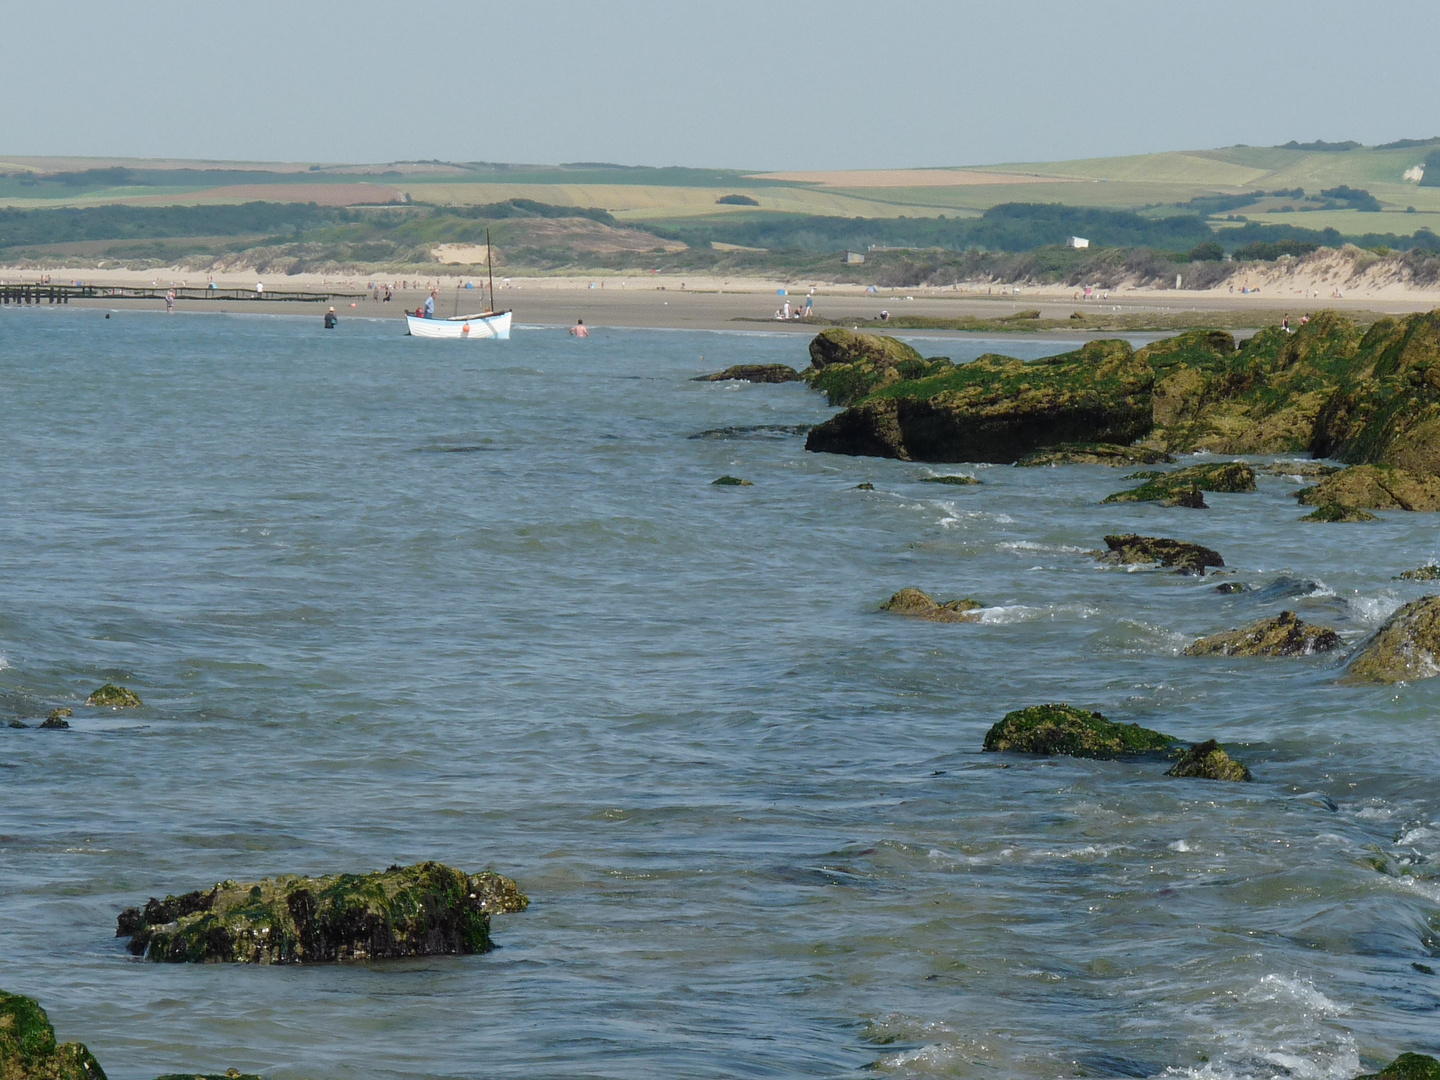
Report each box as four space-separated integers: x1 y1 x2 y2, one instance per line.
1246 974 1347 1016
1347 592 1403 624
1000 539 1090 554
1169 839 1194 852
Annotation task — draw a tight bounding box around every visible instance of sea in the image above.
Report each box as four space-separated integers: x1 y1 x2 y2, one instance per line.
0 308 1437 1080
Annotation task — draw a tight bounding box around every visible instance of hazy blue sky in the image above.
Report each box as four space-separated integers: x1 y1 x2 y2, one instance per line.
4 0 1437 169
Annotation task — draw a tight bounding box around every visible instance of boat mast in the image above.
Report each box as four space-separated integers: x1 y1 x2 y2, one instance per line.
487 228 496 314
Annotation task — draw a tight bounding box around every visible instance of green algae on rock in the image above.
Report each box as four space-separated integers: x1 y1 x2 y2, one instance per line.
1259 460 1344 478
1164 739 1252 781
84 685 140 709
1399 564 1440 580
0 989 106 1080
1164 486 1208 509
880 588 982 624
1295 464 1440 512
918 474 979 486
1102 461 1257 504
711 476 753 486
982 703 1174 759
1215 582 1249 594
1342 596 1440 683
692 364 801 384
116 862 527 964
1354 1052 1440 1080
1015 443 1175 467
854 482 875 491
1098 534 1224 575
801 329 947 407
1184 610 1341 657
1301 502 1378 522
38 710 71 730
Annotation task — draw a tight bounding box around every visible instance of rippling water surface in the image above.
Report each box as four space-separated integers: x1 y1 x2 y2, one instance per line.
1 309 1437 1080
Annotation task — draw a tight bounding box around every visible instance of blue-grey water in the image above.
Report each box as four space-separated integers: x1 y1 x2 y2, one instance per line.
0 308 1437 1080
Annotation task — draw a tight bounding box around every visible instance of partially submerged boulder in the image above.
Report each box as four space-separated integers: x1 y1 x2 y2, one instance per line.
1295 464 1440 512
1184 611 1341 657
1164 486 1208 509
880 588 982 623
918 474 979 486
693 364 801 384
1260 460 1343 478
0 989 106 1080
1165 739 1252 781
1354 1053 1440 1080
1098 534 1224 575
85 685 140 709
1302 502 1378 522
711 475 753 486
39 710 71 730
1215 582 1249 594
116 862 527 964
1399 564 1440 581
1103 461 1257 503
982 703 1174 758
1342 596 1440 683
1015 442 1175 467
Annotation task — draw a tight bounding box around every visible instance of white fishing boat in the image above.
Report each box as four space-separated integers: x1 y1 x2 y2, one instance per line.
406 309 512 339
406 226 511 341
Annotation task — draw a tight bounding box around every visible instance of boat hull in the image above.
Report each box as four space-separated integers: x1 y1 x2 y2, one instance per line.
405 310 512 340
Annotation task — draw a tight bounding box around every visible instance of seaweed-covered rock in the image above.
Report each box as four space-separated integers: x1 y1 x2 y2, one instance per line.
1260 460 1343 477
711 475 753 486
1215 582 1249 594
1295 464 1440 512
38 710 70 730
1164 486 1208 509
1103 461 1257 503
854 482 874 491
806 339 1151 462
1342 596 1440 683
802 330 947 407
1098 534 1224 575
85 685 140 709
982 703 1174 759
918 474 979 486
1015 443 1175 467
0 990 106 1080
1354 1053 1440 1080
1399 564 1440 581
1164 739 1252 781
1184 611 1341 657
1301 502 1378 522
116 862 527 964
693 364 801 384
880 588 982 623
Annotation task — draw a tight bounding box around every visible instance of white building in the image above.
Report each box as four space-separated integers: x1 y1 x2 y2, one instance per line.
1067 236 1090 249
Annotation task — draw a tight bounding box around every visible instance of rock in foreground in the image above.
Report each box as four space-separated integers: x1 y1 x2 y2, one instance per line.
693 364 801 384
1164 739 1252 781
85 685 141 708
0 989 106 1080
881 588 982 623
1354 1053 1440 1080
1296 464 1440 512
1342 596 1440 683
1016 443 1175 467
1103 461 1257 504
1184 611 1341 657
116 862 527 964
982 704 1174 759
1098 534 1224 575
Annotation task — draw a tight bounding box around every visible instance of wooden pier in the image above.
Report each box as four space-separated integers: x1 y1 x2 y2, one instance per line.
0 283 366 305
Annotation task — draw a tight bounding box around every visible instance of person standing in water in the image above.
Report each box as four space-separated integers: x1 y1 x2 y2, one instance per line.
324 307 338 329
570 319 589 338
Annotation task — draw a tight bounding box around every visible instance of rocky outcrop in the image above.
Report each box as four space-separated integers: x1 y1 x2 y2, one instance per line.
116 862 527 964
0 990 106 1080
711 475 753 486
38 710 70 730
1259 461 1343 477
806 339 1151 462
880 588 981 623
1342 596 1440 683
1016 443 1175 467
1098 534 1224 575
1184 611 1341 657
982 703 1174 758
1354 1053 1440 1080
693 364 801 384
1302 502 1378 522
1295 464 1440 512
85 685 140 708
1399 564 1440 580
802 329 950 407
1165 739 1252 781
1103 461 1257 504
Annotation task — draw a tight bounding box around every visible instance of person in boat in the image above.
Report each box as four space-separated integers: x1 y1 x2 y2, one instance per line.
423 292 436 318
324 307 338 329
570 319 589 337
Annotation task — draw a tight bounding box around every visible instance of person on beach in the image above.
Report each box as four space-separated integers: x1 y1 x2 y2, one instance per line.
1282 314 1291 333
570 319 589 338
256 281 264 295
324 307 338 329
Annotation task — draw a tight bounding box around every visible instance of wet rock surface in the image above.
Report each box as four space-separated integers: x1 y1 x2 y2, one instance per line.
1103 461 1257 504
982 704 1175 759
116 862 527 964
39 709 71 730
1302 502 1379 522
1295 464 1440 512
917 474 979 486
1184 611 1341 657
692 364 801 384
1164 739 1252 781
0 989 106 1080
1015 443 1175 467
880 588 982 623
1343 596 1440 683
1354 1053 1440 1080
1399 564 1440 581
1098 534 1224 575
711 475 753 486
84 685 140 708
801 329 945 407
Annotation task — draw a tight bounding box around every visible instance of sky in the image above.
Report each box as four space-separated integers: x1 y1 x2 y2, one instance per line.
3 0 1438 170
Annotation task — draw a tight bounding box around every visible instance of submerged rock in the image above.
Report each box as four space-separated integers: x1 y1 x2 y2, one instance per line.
1302 502 1378 522
0 989 106 1080
39 709 71 730
6 720 25 729
1103 461 1257 504
1165 739 1252 781
1342 596 1440 683
116 862 527 964
1184 611 1341 657
1016 443 1175 467
880 588 982 623
1354 1053 1440 1080
982 703 1174 758
1215 582 1249 594
1260 460 1343 478
711 475 753 486
918 474 979 486
693 364 801 384
1399 564 1440 581
1295 464 1440 512
1098 534 1224 575
155 1074 261 1080
854 482 875 491
85 685 141 709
